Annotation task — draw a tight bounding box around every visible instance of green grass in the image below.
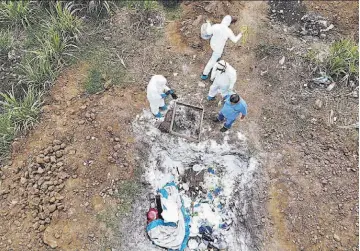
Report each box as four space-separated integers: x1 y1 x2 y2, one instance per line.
0 1 34 27
19 56 57 87
0 29 14 56
47 1 82 39
0 113 15 160
326 39 359 84
0 87 43 159
0 87 43 133
84 68 104 94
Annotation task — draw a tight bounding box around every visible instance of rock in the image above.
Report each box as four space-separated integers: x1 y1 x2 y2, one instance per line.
50 197 56 203
104 36 111 41
60 143 66 149
333 234 340 242
78 120 85 125
36 156 45 164
43 230 58 248
50 156 56 163
44 156 50 163
314 99 323 109
48 204 57 213
39 224 46 232
86 136 91 140
54 233 61 239
114 137 120 142
53 145 61 151
106 126 113 132
55 151 63 158
37 167 45 174
85 112 91 118
53 140 62 145
90 113 96 120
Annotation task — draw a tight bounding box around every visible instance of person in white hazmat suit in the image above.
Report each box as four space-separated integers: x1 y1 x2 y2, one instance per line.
201 15 242 80
207 60 236 101
146 75 178 118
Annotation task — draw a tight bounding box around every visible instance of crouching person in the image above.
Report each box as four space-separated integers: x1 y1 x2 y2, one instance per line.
214 93 247 132
146 75 177 118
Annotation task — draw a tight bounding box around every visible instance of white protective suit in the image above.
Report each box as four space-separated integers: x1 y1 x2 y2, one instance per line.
203 15 242 75
147 75 170 115
208 60 236 98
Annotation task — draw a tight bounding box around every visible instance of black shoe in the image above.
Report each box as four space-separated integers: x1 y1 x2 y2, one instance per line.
220 126 228 132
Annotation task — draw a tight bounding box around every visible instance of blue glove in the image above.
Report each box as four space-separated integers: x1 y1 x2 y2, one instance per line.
166 90 174 95
160 93 167 98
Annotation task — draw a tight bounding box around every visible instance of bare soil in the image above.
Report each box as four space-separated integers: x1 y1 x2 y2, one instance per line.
0 1 358 251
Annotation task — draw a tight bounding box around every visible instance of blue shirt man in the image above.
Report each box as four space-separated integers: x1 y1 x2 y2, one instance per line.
214 93 247 132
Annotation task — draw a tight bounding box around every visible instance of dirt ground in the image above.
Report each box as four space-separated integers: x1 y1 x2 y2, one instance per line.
0 1 358 251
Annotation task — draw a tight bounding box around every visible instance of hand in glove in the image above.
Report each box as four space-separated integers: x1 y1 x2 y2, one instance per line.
160 93 167 99
171 93 178 99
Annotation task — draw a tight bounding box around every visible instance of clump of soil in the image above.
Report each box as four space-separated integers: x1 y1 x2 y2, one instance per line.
172 103 202 140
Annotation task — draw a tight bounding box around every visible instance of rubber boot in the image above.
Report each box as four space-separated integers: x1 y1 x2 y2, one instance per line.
201 74 208 80
159 105 168 111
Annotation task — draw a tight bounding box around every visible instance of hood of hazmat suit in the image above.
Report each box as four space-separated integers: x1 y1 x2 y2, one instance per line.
209 15 233 54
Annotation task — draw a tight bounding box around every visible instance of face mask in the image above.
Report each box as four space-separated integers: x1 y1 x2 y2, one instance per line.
216 62 227 74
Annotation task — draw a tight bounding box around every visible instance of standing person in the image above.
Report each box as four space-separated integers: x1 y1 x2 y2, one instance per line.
214 93 247 132
201 15 242 80
146 75 178 118
207 60 236 101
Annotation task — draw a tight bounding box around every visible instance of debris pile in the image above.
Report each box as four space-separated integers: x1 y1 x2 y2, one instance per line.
299 12 334 38
133 111 259 250
0 140 70 235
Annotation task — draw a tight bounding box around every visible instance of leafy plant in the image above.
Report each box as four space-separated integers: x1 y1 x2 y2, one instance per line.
32 27 78 65
0 87 43 133
326 39 359 85
0 1 33 27
0 113 15 159
84 68 104 94
77 0 114 17
19 56 56 87
47 1 82 39
0 30 14 56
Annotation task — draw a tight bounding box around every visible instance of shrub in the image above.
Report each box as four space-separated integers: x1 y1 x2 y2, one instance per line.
0 30 14 56
84 68 104 94
0 1 33 27
326 39 359 85
0 87 43 133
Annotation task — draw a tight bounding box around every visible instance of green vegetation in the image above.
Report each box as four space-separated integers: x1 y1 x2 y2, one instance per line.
0 29 13 55
0 88 43 133
0 88 43 159
84 68 104 94
48 1 82 39
326 39 359 85
305 39 359 86
0 1 33 27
